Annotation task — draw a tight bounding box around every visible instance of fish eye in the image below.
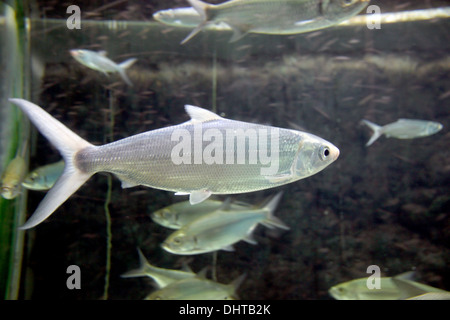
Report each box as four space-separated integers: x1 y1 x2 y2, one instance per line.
342 0 355 6
319 146 330 160
172 235 185 245
162 209 172 219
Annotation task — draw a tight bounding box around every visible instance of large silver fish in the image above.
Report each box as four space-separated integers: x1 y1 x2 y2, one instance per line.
70 49 137 86
180 0 370 44
361 119 443 146
9 98 339 230
161 192 289 255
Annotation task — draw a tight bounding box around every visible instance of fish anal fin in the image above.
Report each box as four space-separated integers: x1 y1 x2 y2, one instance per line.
116 174 139 189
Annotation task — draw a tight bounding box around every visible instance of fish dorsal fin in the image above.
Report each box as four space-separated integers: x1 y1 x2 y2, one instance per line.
98 50 107 56
391 277 429 299
185 105 222 123
196 266 210 279
181 262 194 273
218 197 232 211
228 273 247 292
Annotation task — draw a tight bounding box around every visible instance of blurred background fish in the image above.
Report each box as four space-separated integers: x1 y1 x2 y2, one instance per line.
361 118 443 146
70 49 137 86
179 0 370 43
144 273 245 300
121 248 196 288
151 198 252 229
1 142 27 199
22 160 64 191
161 192 289 255
329 271 449 300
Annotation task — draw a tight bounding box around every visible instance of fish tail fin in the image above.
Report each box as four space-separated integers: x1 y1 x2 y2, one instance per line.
8 98 94 229
227 273 247 299
117 58 137 86
361 119 382 146
121 248 153 278
180 0 211 44
118 58 137 70
260 191 290 230
117 68 134 86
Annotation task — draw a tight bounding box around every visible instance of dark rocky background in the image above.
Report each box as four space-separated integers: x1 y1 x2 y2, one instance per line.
17 0 450 299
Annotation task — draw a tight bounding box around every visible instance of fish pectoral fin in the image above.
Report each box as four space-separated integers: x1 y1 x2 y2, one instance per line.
189 189 212 204
263 172 294 184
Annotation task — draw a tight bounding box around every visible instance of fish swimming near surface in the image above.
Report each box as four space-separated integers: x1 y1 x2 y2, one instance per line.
329 271 449 300
145 273 246 300
161 192 289 255
9 98 339 230
1 143 28 199
180 0 370 44
22 160 65 191
121 248 196 288
361 118 443 146
70 49 137 86
151 198 252 229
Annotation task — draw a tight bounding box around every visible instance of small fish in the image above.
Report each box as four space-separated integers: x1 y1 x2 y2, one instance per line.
161 192 289 255
9 98 338 230
70 49 137 86
22 160 65 191
153 7 209 28
329 272 448 300
180 0 370 44
1 143 28 199
151 198 252 229
361 118 443 146
145 273 245 300
1 156 26 199
121 248 196 288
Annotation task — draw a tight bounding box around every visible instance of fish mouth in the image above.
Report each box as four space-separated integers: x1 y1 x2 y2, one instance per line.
332 147 340 161
69 50 79 57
